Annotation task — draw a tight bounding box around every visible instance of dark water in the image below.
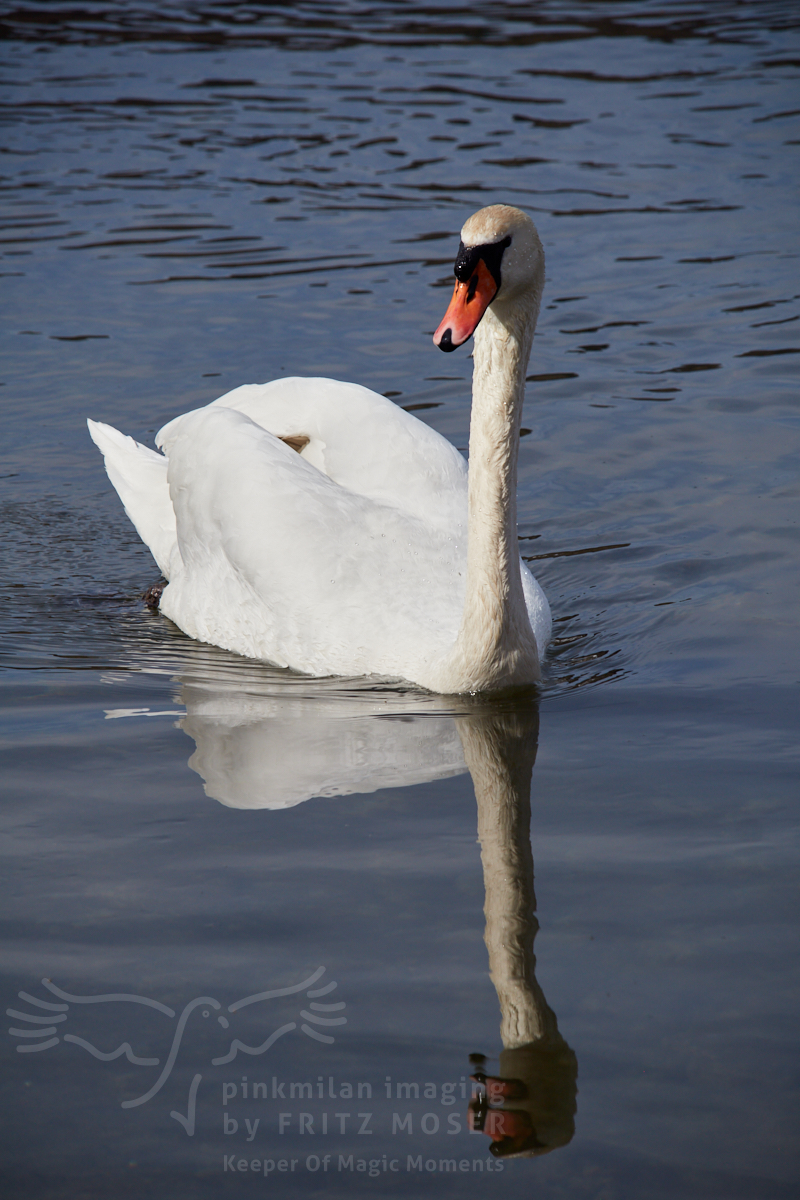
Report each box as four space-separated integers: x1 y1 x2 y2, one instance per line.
1 3 799 1196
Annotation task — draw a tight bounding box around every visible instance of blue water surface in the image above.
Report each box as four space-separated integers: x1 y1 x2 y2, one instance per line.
1 3 798 1197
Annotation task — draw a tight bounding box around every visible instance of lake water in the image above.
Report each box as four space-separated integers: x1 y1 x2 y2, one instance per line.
1 3 798 1196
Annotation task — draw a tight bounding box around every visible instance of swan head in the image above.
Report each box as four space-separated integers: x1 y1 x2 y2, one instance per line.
433 205 544 352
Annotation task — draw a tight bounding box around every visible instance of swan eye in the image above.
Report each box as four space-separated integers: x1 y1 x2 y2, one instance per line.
454 235 511 290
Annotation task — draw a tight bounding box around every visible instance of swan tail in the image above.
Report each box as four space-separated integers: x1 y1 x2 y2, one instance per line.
87 419 180 580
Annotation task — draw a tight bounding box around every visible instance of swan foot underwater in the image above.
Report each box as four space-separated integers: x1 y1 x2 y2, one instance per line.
89 204 552 694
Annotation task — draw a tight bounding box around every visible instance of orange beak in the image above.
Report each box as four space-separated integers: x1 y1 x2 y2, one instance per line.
433 257 498 352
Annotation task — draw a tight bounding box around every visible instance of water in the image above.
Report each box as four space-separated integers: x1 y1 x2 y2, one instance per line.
1 3 798 1196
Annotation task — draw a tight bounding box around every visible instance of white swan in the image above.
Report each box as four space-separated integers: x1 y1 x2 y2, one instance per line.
88 204 550 693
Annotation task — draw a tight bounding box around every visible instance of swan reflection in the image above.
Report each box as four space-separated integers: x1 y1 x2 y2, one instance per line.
175 672 576 1157
460 706 577 1158
177 677 467 809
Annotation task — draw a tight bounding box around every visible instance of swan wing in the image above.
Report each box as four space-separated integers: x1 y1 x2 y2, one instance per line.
157 377 469 532
87 419 180 579
89 381 549 680
158 405 465 681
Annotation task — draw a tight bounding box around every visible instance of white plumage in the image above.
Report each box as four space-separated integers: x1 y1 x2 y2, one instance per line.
89 205 552 693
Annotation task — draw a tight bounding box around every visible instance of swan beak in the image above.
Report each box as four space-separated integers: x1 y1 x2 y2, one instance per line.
433 258 498 352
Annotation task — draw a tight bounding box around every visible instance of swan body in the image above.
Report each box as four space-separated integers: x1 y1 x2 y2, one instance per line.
89 205 551 693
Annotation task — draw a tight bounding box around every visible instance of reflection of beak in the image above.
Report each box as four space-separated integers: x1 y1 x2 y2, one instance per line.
471 1071 527 1103
470 1104 532 1140
433 257 498 352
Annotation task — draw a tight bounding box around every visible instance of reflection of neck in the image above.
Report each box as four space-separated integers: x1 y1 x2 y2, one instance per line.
457 707 557 1048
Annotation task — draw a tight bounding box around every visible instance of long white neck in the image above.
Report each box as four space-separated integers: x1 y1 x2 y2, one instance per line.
444 295 541 692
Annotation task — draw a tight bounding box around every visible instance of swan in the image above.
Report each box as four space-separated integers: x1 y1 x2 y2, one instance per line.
88 204 551 693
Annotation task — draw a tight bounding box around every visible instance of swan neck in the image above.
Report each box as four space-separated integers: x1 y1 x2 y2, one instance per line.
454 301 539 688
